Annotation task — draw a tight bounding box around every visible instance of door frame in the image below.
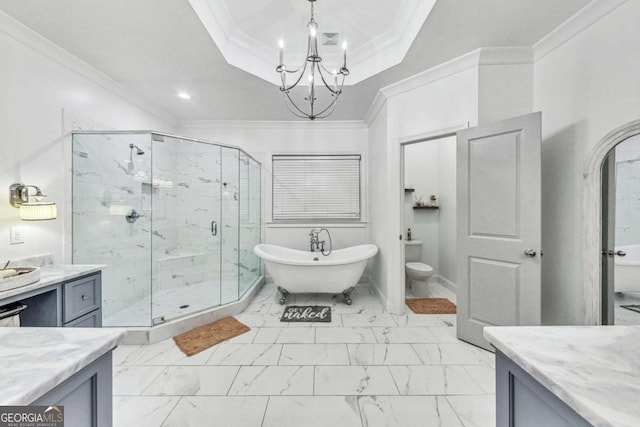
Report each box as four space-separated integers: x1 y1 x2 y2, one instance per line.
583 119 640 324
396 124 468 312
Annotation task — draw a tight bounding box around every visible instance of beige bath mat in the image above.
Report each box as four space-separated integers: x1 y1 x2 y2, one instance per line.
173 316 250 356
406 298 456 314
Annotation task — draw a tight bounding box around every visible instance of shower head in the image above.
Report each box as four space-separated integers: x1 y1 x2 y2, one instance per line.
129 144 145 155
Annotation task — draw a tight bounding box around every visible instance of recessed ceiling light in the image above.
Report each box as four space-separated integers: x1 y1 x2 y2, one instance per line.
177 92 191 100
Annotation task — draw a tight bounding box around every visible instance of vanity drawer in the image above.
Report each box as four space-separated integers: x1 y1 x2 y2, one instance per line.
64 309 102 328
63 274 101 323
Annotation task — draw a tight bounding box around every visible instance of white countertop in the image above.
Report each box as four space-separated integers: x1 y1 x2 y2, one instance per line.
485 326 640 427
0 327 126 405
0 264 105 300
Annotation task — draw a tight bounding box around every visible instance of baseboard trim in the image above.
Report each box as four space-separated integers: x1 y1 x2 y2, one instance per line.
435 274 457 295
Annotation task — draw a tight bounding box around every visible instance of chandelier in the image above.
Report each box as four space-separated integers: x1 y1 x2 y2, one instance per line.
276 0 349 120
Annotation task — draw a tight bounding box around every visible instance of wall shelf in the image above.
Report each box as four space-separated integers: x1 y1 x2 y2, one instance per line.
413 206 439 210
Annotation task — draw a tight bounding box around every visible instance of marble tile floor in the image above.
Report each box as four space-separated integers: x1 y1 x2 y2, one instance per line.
614 290 640 325
113 282 495 427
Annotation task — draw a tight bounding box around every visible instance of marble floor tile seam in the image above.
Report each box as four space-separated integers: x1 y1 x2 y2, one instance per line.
122 364 242 397
157 395 182 427
259 396 271 427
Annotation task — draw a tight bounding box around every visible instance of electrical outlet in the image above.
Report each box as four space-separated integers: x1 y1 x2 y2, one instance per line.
10 227 25 245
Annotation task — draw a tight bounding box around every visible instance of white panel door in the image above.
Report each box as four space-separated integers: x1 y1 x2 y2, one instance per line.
457 112 542 350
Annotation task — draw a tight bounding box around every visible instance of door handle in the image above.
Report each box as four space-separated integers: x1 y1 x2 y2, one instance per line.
524 249 537 257
604 249 626 257
211 221 217 236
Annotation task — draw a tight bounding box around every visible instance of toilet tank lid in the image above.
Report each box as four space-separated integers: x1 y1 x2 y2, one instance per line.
404 240 422 246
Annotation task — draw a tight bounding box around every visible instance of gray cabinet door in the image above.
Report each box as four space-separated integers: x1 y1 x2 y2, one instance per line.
34 352 113 427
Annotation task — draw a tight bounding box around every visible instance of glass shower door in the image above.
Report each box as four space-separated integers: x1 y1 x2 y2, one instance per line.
150 135 222 323
239 153 261 296
221 147 240 304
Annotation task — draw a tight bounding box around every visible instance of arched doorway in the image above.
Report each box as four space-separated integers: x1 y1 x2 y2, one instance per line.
584 120 640 324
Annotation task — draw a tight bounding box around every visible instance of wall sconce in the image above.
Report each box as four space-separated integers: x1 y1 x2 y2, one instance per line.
9 183 57 221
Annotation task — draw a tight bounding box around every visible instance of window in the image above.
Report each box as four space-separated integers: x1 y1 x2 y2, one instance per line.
272 154 361 221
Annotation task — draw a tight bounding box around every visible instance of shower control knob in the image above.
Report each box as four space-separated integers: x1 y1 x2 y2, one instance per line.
524 249 537 257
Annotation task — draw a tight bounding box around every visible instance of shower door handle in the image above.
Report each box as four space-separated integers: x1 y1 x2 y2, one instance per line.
604 249 626 257
211 221 217 236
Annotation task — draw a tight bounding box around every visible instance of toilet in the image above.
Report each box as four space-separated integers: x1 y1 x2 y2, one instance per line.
405 240 433 296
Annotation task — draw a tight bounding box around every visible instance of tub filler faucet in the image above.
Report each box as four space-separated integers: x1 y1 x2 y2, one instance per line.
309 228 324 252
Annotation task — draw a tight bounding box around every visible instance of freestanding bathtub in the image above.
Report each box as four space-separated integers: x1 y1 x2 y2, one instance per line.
615 244 640 293
254 244 378 304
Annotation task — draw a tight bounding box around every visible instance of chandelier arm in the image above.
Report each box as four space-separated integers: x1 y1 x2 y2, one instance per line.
281 57 312 91
319 63 341 75
282 89 314 119
316 66 341 96
313 95 340 119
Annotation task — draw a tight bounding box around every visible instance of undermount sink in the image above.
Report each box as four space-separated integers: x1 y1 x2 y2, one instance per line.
0 268 41 293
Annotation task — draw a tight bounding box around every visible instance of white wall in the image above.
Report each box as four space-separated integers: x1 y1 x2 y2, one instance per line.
179 121 370 270
534 0 640 324
367 105 389 300
368 64 480 314
436 136 457 285
0 12 176 264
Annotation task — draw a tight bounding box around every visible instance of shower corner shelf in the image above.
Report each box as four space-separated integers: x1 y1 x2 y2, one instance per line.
413 205 439 210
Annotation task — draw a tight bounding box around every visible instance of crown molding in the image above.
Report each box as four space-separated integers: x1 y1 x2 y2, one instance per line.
179 119 368 131
0 10 178 127
346 0 437 84
478 46 533 65
364 46 533 125
364 48 480 125
187 0 279 86
533 0 627 62
188 0 435 86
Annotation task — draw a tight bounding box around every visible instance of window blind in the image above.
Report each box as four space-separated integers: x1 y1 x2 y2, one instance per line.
272 155 361 221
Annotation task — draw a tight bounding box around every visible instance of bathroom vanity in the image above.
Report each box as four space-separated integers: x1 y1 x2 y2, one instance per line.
0 327 126 426
485 326 640 427
0 264 104 327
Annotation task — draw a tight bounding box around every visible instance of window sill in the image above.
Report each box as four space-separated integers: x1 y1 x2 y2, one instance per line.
266 222 368 228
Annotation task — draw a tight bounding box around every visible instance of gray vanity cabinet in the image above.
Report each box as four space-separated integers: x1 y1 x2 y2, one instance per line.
33 352 113 427
496 351 591 426
0 271 102 328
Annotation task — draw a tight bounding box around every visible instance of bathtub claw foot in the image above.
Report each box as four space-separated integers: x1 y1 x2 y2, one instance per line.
343 287 355 305
277 286 289 305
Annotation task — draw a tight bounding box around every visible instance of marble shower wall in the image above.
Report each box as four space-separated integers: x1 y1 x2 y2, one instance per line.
72 132 262 327
72 133 153 326
615 136 640 246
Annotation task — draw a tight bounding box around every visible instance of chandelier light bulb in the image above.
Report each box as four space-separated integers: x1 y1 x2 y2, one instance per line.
278 39 284 49
309 25 317 38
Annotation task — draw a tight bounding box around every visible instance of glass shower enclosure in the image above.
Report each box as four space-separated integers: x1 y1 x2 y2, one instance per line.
71 132 261 327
